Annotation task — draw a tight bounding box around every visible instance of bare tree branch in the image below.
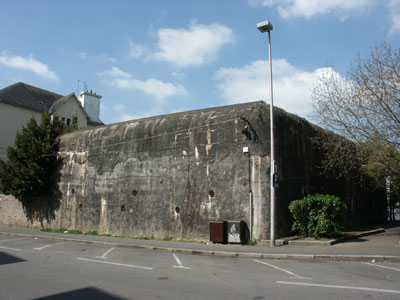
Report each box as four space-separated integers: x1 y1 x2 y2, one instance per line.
311 43 400 189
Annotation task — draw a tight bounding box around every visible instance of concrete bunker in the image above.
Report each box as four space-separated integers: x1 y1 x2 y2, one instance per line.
52 101 385 241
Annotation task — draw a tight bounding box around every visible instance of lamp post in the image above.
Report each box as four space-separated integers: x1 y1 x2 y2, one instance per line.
257 20 276 247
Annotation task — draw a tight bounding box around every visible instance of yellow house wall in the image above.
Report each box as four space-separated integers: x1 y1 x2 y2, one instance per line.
0 102 42 161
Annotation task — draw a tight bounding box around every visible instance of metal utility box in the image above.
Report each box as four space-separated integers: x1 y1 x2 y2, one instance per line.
209 220 227 243
227 220 245 244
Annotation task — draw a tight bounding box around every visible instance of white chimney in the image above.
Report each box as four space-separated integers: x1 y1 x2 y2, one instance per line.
79 90 102 123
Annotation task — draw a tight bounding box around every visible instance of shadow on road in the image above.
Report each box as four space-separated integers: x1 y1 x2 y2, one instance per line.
32 287 128 300
341 237 368 243
0 251 26 266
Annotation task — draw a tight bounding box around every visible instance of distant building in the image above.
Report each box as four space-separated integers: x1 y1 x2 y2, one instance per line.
0 82 102 161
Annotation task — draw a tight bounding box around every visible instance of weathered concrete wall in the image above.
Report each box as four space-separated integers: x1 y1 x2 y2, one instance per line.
50 101 385 240
54 102 271 240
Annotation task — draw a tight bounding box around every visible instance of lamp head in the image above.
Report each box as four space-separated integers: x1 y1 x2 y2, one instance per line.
257 20 273 33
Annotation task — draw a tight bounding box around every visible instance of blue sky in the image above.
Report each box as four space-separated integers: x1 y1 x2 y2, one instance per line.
1 0 399 124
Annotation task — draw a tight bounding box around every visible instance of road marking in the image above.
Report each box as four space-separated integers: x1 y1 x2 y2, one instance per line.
96 247 115 259
172 254 191 269
77 257 153 270
0 246 21 251
277 281 400 295
34 242 64 250
364 262 400 272
252 259 311 279
0 238 26 243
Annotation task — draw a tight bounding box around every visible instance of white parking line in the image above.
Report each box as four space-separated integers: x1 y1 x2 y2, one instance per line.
96 247 115 259
34 242 64 250
277 281 400 295
172 254 191 269
0 238 26 243
77 257 153 270
363 262 400 272
0 246 21 251
252 259 311 279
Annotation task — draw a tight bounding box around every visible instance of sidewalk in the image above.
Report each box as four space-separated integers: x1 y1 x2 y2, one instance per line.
1 225 399 263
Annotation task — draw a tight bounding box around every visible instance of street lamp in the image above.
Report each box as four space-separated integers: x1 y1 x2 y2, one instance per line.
257 20 276 247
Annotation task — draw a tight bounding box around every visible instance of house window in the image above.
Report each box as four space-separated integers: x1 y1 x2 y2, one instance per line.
66 118 71 127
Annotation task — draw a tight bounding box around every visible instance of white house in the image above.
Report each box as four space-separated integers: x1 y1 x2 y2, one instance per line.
0 82 102 161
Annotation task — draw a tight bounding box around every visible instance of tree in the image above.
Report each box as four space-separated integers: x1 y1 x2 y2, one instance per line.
312 43 400 220
0 112 65 198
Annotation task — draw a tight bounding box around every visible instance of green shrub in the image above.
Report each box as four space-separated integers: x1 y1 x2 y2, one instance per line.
289 194 347 239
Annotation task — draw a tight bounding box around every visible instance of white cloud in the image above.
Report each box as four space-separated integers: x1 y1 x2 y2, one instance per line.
149 22 235 68
113 103 162 122
129 40 146 59
77 51 116 62
97 66 131 79
99 54 117 63
388 0 400 34
78 51 87 60
0 51 59 81
249 0 375 19
214 59 329 118
97 67 188 102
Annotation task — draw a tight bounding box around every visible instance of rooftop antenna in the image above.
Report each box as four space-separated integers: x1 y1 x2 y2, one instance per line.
77 80 87 96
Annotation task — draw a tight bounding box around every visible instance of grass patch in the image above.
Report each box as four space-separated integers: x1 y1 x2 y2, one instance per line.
52 227 68 233
67 229 82 235
247 239 257 245
132 235 155 240
163 236 173 241
84 231 99 236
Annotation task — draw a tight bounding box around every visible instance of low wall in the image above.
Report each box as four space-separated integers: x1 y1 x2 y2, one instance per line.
0 194 47 229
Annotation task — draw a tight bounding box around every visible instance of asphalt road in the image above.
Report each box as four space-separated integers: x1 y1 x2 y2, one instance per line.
1 233 400 300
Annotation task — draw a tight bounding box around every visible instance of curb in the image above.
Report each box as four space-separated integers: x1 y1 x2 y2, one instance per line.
273 228 386 246
1 230 399 263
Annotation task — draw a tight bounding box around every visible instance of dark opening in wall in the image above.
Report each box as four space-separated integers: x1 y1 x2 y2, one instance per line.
79 203 82 210
71 188 75 195
209 190 215 197
175 207 180 214
121 204 126 212
132 190 137 197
